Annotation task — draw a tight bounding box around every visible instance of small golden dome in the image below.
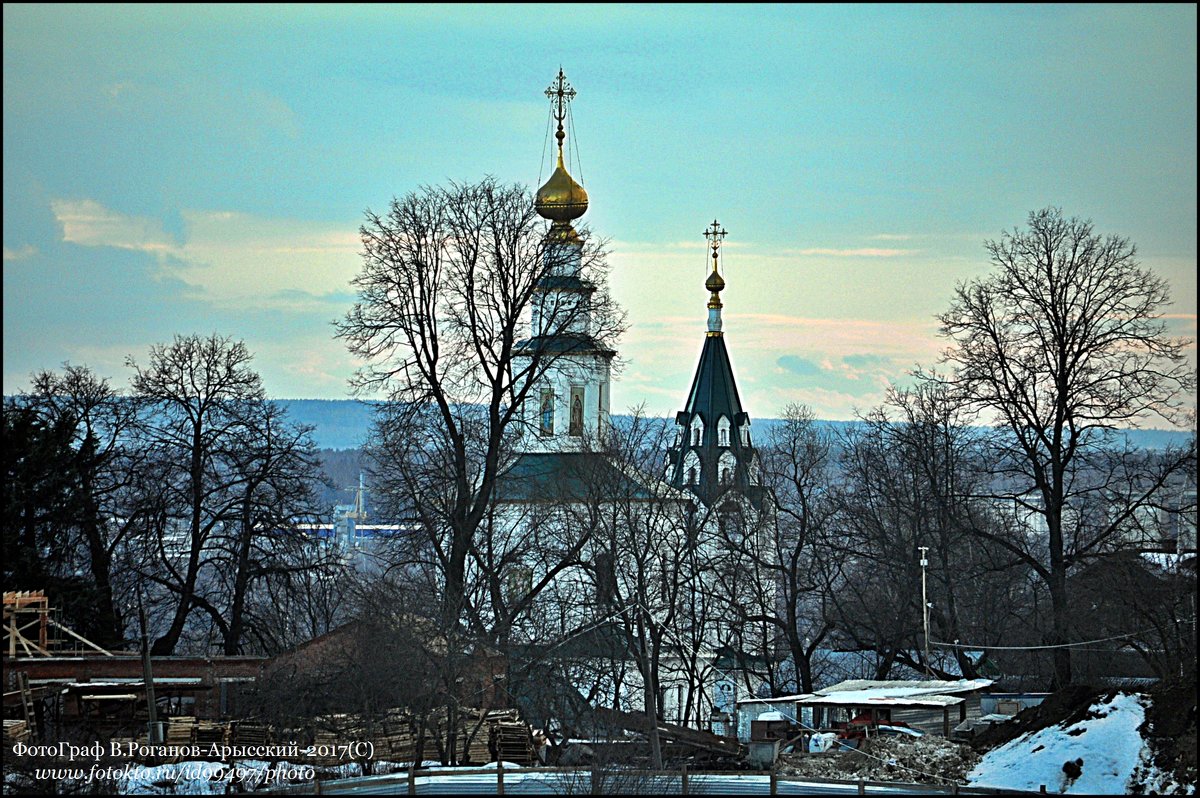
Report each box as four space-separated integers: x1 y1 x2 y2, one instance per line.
535 154 588 223
705 268 725 293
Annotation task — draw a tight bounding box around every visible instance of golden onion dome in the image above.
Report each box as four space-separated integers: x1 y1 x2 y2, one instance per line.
535 154 589 223
705 268 726 293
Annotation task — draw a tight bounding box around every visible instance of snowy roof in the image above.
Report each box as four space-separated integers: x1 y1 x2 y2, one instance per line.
778 678 993 709
820 678 992 696
736 693 814 706
796 691 965 708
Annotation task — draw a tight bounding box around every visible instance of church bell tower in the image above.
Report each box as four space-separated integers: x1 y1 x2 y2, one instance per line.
665 221 761 506
515 69 615 454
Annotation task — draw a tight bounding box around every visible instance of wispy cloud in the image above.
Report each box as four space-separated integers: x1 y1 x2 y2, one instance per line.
49 199 360 312
787 247 916 257
3 244 38 261
51 199 176 253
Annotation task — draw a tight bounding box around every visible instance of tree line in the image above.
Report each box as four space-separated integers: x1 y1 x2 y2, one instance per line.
3 336 343 655
322 181 1195 756
5 181 1195 751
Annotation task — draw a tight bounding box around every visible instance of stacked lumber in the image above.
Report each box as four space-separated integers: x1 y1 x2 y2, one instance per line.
195 720 227 744
229 721 272 745
305 706 536 766
3 719 30 744
164 716 196 744
492 719 537 766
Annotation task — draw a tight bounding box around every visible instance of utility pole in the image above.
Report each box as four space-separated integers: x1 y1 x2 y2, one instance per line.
138 595 161 743
918 546 931 677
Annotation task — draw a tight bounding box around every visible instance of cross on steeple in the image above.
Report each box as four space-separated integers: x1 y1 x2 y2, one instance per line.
705 219 727 266
545 67 576 148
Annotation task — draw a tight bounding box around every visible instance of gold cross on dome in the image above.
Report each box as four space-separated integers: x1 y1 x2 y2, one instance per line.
545 68 576 127
705 219 728 259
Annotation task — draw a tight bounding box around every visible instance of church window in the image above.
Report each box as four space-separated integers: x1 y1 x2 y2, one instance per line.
598 383 606 432
719 451 736 485
689 466 697 485
719 503 743 538
595 552 616 606
741 424 751 445
569 387 585 436
684 451 699 485
505 566 533 603
691 416 704 447
718 415 731 446
539 390 554 436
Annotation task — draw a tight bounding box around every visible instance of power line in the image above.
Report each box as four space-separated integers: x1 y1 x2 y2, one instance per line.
932 630 1148 651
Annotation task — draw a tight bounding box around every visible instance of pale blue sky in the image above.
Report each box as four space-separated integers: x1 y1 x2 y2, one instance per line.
4 4 1196 424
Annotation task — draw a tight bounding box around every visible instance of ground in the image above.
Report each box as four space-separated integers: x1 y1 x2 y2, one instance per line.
776 676 1196 795
961 676 1196 795
777 735 978 786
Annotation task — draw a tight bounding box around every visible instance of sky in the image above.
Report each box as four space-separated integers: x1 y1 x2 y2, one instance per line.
4 4 1196 426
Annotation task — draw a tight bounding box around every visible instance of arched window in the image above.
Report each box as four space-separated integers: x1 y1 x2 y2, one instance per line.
719 451 736 485
684 451 700 485
718 415 731 447
691 415 704 447
740 423 751 446
569 387 584 436
688 466 697 485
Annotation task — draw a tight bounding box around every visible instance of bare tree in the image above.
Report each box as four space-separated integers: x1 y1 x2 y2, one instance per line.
932 207 1196 687
713 403 836 695
336 178 624 632
127 333 265 654
212 398 329 654
832 385 1035 680
16 365 143 647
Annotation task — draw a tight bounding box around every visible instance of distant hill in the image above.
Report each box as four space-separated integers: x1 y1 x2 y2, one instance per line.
276 399 1192 452
278 399 381 449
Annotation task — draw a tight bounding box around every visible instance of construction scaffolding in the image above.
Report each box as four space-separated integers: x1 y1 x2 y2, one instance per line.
3 591 113 658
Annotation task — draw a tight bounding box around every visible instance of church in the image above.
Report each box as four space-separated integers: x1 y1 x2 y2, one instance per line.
493 69 777 734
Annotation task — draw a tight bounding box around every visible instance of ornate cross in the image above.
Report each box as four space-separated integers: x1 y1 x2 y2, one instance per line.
545 68 576 147
705 219 728 263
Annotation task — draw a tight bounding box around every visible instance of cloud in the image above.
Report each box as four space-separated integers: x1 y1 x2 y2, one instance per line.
842 353 894 369
777 355 826 377
730 313 942 362
3 244 38 261
49 198 360 312
51 199 176 253
787 247 915 257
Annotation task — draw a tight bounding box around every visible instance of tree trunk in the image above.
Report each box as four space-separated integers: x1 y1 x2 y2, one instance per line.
1047 497 1072 688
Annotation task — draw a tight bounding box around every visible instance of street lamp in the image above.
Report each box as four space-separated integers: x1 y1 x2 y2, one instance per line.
918 546 931 677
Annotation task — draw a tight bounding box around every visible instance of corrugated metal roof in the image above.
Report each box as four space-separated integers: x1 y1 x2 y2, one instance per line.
820 679 992 695
796 692 965 708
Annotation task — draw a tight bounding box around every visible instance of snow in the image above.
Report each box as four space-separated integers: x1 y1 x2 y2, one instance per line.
878 724 924 737
820 678 993 696
967 692 1176 795
480 761 528 769
758 711 786 721
798 690 963 707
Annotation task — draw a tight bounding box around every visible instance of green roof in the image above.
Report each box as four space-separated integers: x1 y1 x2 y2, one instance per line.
496 452 668 502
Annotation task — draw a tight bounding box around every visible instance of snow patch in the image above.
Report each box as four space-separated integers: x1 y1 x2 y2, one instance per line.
968 692 1178 795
